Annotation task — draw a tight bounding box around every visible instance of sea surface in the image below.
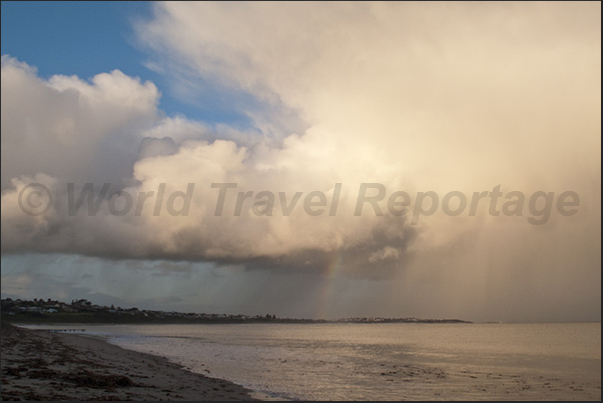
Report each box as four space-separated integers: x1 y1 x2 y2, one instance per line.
26 323 601 400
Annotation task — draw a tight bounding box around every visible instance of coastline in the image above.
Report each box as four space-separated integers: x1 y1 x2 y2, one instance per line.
1 322 258 401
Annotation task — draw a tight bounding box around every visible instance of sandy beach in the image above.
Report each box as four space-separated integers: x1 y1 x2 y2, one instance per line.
0 322 257 401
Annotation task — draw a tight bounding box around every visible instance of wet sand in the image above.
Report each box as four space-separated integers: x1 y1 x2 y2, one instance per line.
0 322 257 401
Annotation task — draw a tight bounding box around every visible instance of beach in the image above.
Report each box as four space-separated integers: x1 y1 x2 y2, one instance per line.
91 322 601 401
0 322 257 401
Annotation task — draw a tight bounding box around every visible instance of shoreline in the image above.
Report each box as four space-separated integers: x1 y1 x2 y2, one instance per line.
1 322 258 401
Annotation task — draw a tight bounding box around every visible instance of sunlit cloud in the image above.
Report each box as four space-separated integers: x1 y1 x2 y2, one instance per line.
1 2 600 321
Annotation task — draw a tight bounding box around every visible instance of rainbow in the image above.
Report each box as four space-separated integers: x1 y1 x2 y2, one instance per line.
315 249 344 320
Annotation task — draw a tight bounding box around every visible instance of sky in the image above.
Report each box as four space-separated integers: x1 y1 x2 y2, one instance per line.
1 2 600 322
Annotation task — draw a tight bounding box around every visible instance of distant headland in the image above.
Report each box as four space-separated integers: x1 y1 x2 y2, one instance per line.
1 298 471 325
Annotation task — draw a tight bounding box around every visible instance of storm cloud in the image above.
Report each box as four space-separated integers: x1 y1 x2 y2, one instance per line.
1 2 600 321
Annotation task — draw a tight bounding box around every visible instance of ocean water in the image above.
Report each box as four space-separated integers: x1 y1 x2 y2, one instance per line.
28 323 601 400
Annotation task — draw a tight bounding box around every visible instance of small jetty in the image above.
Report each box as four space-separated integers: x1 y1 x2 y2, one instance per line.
48 329 86 333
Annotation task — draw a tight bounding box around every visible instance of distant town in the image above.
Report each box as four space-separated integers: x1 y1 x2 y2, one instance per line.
0 298 471 324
